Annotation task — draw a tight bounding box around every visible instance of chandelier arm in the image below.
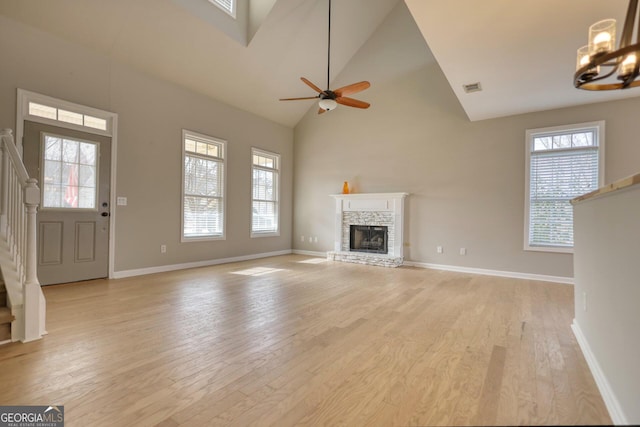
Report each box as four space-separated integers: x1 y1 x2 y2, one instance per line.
574 63 618 88
576 79 640 91
620 0 639 48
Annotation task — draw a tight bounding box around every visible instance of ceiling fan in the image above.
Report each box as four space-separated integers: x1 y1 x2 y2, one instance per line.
279 0 371 114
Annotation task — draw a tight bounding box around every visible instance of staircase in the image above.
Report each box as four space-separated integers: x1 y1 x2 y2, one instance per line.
0 280 14 342
0 128 46 344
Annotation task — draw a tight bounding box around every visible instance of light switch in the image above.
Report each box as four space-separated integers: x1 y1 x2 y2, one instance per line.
117 197 128 206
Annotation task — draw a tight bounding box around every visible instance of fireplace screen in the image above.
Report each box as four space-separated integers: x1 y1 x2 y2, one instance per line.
350 225 388 254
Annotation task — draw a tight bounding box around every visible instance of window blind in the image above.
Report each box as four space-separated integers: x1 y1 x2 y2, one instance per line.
209 0 234 16
529 146 599 247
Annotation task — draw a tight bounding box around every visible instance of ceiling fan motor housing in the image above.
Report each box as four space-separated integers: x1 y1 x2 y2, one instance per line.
320 91 337 100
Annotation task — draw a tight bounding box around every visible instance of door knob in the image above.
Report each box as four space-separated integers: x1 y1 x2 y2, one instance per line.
101 212 110 217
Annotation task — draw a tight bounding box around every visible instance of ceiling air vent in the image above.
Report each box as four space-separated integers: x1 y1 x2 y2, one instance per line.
463 82 482 93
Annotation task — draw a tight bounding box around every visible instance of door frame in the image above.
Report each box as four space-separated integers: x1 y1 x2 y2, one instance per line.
16 89 118 279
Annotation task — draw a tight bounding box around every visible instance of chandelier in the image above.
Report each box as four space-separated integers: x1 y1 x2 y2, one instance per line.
574 0 640 90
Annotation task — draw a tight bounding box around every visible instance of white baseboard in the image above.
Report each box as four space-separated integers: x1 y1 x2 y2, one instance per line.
112 250 572 284
571 320 628 425
403 260 574 285
112 249 293 279
292 250 326 257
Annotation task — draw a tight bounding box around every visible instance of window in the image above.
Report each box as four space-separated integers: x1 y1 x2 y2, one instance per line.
28 101 108 131
208 0 235 18
525 121 604 252
41 134 98 209
251 148 280 237
182 130 226 240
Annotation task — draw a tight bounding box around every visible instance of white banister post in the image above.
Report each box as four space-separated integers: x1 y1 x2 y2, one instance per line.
23 178 42 341
0 129 10 237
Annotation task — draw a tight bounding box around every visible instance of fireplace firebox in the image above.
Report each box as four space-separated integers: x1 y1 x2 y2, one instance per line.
350 225 388 254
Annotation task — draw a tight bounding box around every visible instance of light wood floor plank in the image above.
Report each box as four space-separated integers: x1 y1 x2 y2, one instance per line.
0 255 611 426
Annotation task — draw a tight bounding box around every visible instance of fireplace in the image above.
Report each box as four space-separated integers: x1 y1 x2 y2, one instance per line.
328 192 408 267
350 225 388 254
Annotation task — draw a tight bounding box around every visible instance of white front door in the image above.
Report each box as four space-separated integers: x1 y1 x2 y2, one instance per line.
23 121 111 285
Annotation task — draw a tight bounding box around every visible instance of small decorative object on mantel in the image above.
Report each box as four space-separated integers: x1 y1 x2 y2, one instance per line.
342 181 350 194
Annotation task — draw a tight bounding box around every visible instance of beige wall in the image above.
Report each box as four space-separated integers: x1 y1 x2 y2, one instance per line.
573 184 640 424
0 15 294 273
292 3 640 278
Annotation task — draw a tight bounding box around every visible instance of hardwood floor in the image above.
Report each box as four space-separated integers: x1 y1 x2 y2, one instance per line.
0 255 611 426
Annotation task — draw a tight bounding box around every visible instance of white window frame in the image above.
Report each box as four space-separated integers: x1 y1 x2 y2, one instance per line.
181 129 227 242
251 147 280 238
17 90 113 144
208 0 235 18
524 121 605 253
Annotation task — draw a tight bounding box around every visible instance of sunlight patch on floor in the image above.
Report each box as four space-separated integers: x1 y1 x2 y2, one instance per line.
297 258 327 264
231 267 286 276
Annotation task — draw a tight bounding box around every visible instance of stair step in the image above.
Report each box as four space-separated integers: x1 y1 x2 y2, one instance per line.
0 283 6 307
0 323 10 342
0 307 14 324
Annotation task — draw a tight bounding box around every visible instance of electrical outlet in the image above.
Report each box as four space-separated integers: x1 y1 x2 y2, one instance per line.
160 244 167 254
314 236 318 243
308 236 313 242
437 246 443 254
301 235 305 242
460 248 467 255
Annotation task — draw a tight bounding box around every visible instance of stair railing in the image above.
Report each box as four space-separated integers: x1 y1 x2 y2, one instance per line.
0 128 45 342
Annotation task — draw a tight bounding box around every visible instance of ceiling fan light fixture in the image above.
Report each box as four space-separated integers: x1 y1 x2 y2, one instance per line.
319 98 337 111
278 0 371 113
574 0 640 90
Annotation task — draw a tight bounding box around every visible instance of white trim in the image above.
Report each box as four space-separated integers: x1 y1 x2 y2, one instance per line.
330 192 409 200
251 231 280 238
571 320 628 425
112 249 292 279
16 89 118 280
403 260 574 285
292 249 325 257
524 120 604 253
17 90 114 147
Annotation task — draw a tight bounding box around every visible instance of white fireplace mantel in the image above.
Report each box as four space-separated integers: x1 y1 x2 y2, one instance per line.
328 192 408 267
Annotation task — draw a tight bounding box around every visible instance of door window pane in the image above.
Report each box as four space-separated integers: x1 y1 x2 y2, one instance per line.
42 134 98 209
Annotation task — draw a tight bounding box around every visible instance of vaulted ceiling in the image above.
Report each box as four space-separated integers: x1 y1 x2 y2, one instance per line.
1 0 639 127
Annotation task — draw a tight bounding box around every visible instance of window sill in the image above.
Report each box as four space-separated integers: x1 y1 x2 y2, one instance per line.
181 235 226 243
251 231 280 239
524 245 573 254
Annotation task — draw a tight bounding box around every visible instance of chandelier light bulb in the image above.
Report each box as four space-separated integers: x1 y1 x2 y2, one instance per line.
588 19 616 55
620 53 638 77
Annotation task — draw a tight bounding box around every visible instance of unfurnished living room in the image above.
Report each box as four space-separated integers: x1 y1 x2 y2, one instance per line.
0 0 639 426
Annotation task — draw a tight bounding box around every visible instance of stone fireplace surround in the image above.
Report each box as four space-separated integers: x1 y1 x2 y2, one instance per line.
327 192 408 267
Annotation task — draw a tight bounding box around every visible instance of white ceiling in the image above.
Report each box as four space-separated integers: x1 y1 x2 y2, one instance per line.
2 0 640 127
405 0 640 121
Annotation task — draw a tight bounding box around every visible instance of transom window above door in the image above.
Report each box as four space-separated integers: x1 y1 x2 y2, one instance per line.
41 134 98 210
